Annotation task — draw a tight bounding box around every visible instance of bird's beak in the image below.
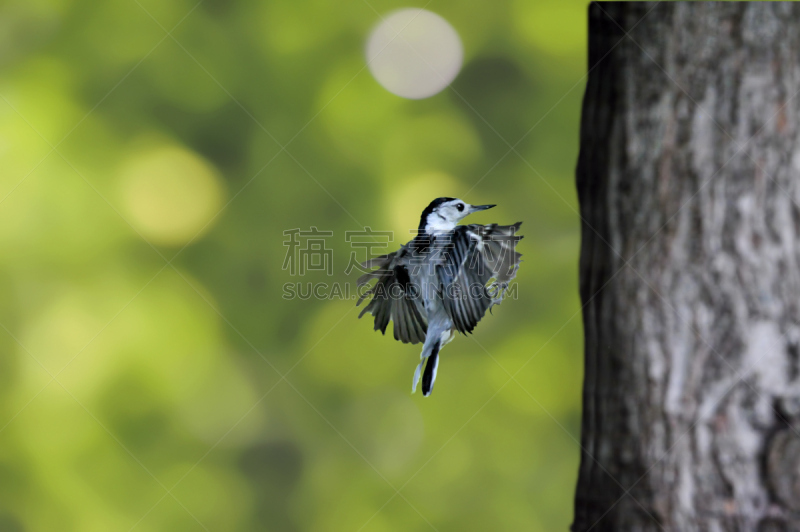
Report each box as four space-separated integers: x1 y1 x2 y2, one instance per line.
470 204 496 212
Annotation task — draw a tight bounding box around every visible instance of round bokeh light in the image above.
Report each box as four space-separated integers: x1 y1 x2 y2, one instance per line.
119 146 224 247
366 8 463 99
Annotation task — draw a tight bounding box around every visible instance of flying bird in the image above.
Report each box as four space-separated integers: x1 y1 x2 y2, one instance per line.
356 198 522 396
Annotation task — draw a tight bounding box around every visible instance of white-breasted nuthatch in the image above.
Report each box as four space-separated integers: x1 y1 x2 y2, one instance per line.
357 198 522 396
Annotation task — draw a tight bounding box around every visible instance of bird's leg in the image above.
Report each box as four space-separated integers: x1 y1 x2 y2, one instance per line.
412 359 424 393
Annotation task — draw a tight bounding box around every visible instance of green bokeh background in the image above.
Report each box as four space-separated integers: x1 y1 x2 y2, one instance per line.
0 1 588 530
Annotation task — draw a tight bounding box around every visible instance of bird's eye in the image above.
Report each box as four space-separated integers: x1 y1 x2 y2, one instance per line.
456 203 464 212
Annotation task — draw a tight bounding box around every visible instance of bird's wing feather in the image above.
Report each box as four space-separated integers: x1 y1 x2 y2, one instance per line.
356 248 427 344
437 223 523 334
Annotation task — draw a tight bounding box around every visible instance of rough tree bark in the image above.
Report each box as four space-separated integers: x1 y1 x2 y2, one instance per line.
573 3 800 531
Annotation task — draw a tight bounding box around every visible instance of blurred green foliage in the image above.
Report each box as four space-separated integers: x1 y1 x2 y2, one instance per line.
0 0 588 530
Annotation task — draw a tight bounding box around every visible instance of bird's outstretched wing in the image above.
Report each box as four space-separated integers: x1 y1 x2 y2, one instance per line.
356 249 428 344
437 223 523 334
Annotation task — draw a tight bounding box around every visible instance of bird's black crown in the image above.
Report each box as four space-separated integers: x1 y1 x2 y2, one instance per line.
418 197 455 232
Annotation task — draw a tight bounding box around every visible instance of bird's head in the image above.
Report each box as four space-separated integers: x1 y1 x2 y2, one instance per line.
419 197 496 234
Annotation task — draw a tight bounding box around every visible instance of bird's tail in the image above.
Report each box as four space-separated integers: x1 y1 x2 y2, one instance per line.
412 340 441 397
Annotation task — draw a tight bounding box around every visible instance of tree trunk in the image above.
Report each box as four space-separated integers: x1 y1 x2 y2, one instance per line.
573 3 800 531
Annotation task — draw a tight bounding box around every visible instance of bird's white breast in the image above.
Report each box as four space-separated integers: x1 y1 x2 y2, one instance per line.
425 217 456 234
